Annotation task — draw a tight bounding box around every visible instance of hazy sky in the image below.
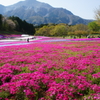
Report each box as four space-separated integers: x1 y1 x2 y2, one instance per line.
0 0 100 20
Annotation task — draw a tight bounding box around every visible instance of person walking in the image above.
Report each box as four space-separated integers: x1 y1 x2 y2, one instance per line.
27 38 29 42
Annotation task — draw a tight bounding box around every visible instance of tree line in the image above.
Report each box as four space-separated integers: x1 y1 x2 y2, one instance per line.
35 6 100 38
35 22 100 38
0 14 35 35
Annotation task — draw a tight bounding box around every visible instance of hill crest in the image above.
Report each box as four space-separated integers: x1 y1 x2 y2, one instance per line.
0 0 93 25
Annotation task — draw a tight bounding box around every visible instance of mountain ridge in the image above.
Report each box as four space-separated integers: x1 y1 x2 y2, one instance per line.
0 0 93 25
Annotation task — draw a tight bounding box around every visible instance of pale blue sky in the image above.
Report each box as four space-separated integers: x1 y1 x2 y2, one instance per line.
0 0 100 20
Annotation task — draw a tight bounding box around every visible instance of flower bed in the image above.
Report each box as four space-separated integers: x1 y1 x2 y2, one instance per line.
0 41 100 100
70 38 100 41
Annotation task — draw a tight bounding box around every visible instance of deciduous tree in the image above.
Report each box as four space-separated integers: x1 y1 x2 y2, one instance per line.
88 21 100 31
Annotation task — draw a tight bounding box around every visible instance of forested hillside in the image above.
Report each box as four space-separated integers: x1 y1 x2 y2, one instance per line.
0 14 35 35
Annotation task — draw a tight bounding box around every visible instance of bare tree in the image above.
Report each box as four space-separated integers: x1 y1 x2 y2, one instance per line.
6 19 16 30
2 17 16 31
95 6 100 24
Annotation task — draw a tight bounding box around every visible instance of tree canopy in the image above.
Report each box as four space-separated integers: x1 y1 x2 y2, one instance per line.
9 16 35 35
0 14 35 35
88 21 100 31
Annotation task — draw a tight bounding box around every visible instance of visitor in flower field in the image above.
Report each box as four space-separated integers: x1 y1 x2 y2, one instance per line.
27 38 29 42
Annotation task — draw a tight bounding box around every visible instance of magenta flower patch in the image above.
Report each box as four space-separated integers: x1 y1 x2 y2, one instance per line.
0 41 100 99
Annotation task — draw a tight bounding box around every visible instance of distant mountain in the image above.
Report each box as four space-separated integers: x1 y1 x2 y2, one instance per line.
0 4 5 14
0 0 93 25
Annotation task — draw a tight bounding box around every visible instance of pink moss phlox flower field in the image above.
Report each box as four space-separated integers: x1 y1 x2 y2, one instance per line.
0 41 100 100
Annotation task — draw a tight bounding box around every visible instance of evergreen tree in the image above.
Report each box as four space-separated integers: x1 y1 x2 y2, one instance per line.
0 14 2 30
9 16 35 35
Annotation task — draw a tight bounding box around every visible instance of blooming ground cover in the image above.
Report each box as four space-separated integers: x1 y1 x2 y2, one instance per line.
0 34 21 39
0 41 100 100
